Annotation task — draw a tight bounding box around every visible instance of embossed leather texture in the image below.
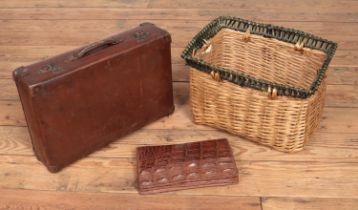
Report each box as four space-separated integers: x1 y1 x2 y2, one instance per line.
136 139 239 194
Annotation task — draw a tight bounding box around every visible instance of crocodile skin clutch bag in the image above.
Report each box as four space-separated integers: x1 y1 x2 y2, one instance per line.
136 139 239 194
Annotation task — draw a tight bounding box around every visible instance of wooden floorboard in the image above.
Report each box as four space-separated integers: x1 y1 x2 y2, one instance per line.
0 0 151 8
262 197 358 210
0 189 262 210
0 155 357 198
0 0 357 209
0 7 357 22
0 20 357 49
0 128 357 164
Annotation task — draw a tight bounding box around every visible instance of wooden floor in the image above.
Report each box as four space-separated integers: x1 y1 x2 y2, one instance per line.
0 0 357 209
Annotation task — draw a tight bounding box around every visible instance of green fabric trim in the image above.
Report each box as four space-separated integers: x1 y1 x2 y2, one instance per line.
181 16 337 99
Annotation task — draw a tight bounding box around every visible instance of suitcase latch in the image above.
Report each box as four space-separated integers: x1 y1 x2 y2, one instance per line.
133 30 148 42
38 63 63 74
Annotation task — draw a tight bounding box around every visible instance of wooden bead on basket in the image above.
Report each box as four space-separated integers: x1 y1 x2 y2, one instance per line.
243 25 251 42
210 71 221 82
294 41 305 53
267 86 278 99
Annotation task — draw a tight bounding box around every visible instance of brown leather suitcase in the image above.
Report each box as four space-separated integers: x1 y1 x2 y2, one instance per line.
13 23 174 173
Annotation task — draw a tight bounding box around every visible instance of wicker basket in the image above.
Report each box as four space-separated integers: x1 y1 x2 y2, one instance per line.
182 17 337 152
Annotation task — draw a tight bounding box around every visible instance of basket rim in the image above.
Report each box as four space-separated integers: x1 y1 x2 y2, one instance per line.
181 16 337 99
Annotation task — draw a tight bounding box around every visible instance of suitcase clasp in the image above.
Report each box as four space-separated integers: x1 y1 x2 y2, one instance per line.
133 30 149 42
38 63 63 74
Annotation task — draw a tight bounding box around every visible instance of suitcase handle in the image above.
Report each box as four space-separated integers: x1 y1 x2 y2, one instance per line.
71 39 123 60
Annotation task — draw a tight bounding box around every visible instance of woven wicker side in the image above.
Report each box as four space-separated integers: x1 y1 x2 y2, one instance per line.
197 29 327 90
183 17 336 152
188 28 329 152
190 69 311 152
305 78 327 139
